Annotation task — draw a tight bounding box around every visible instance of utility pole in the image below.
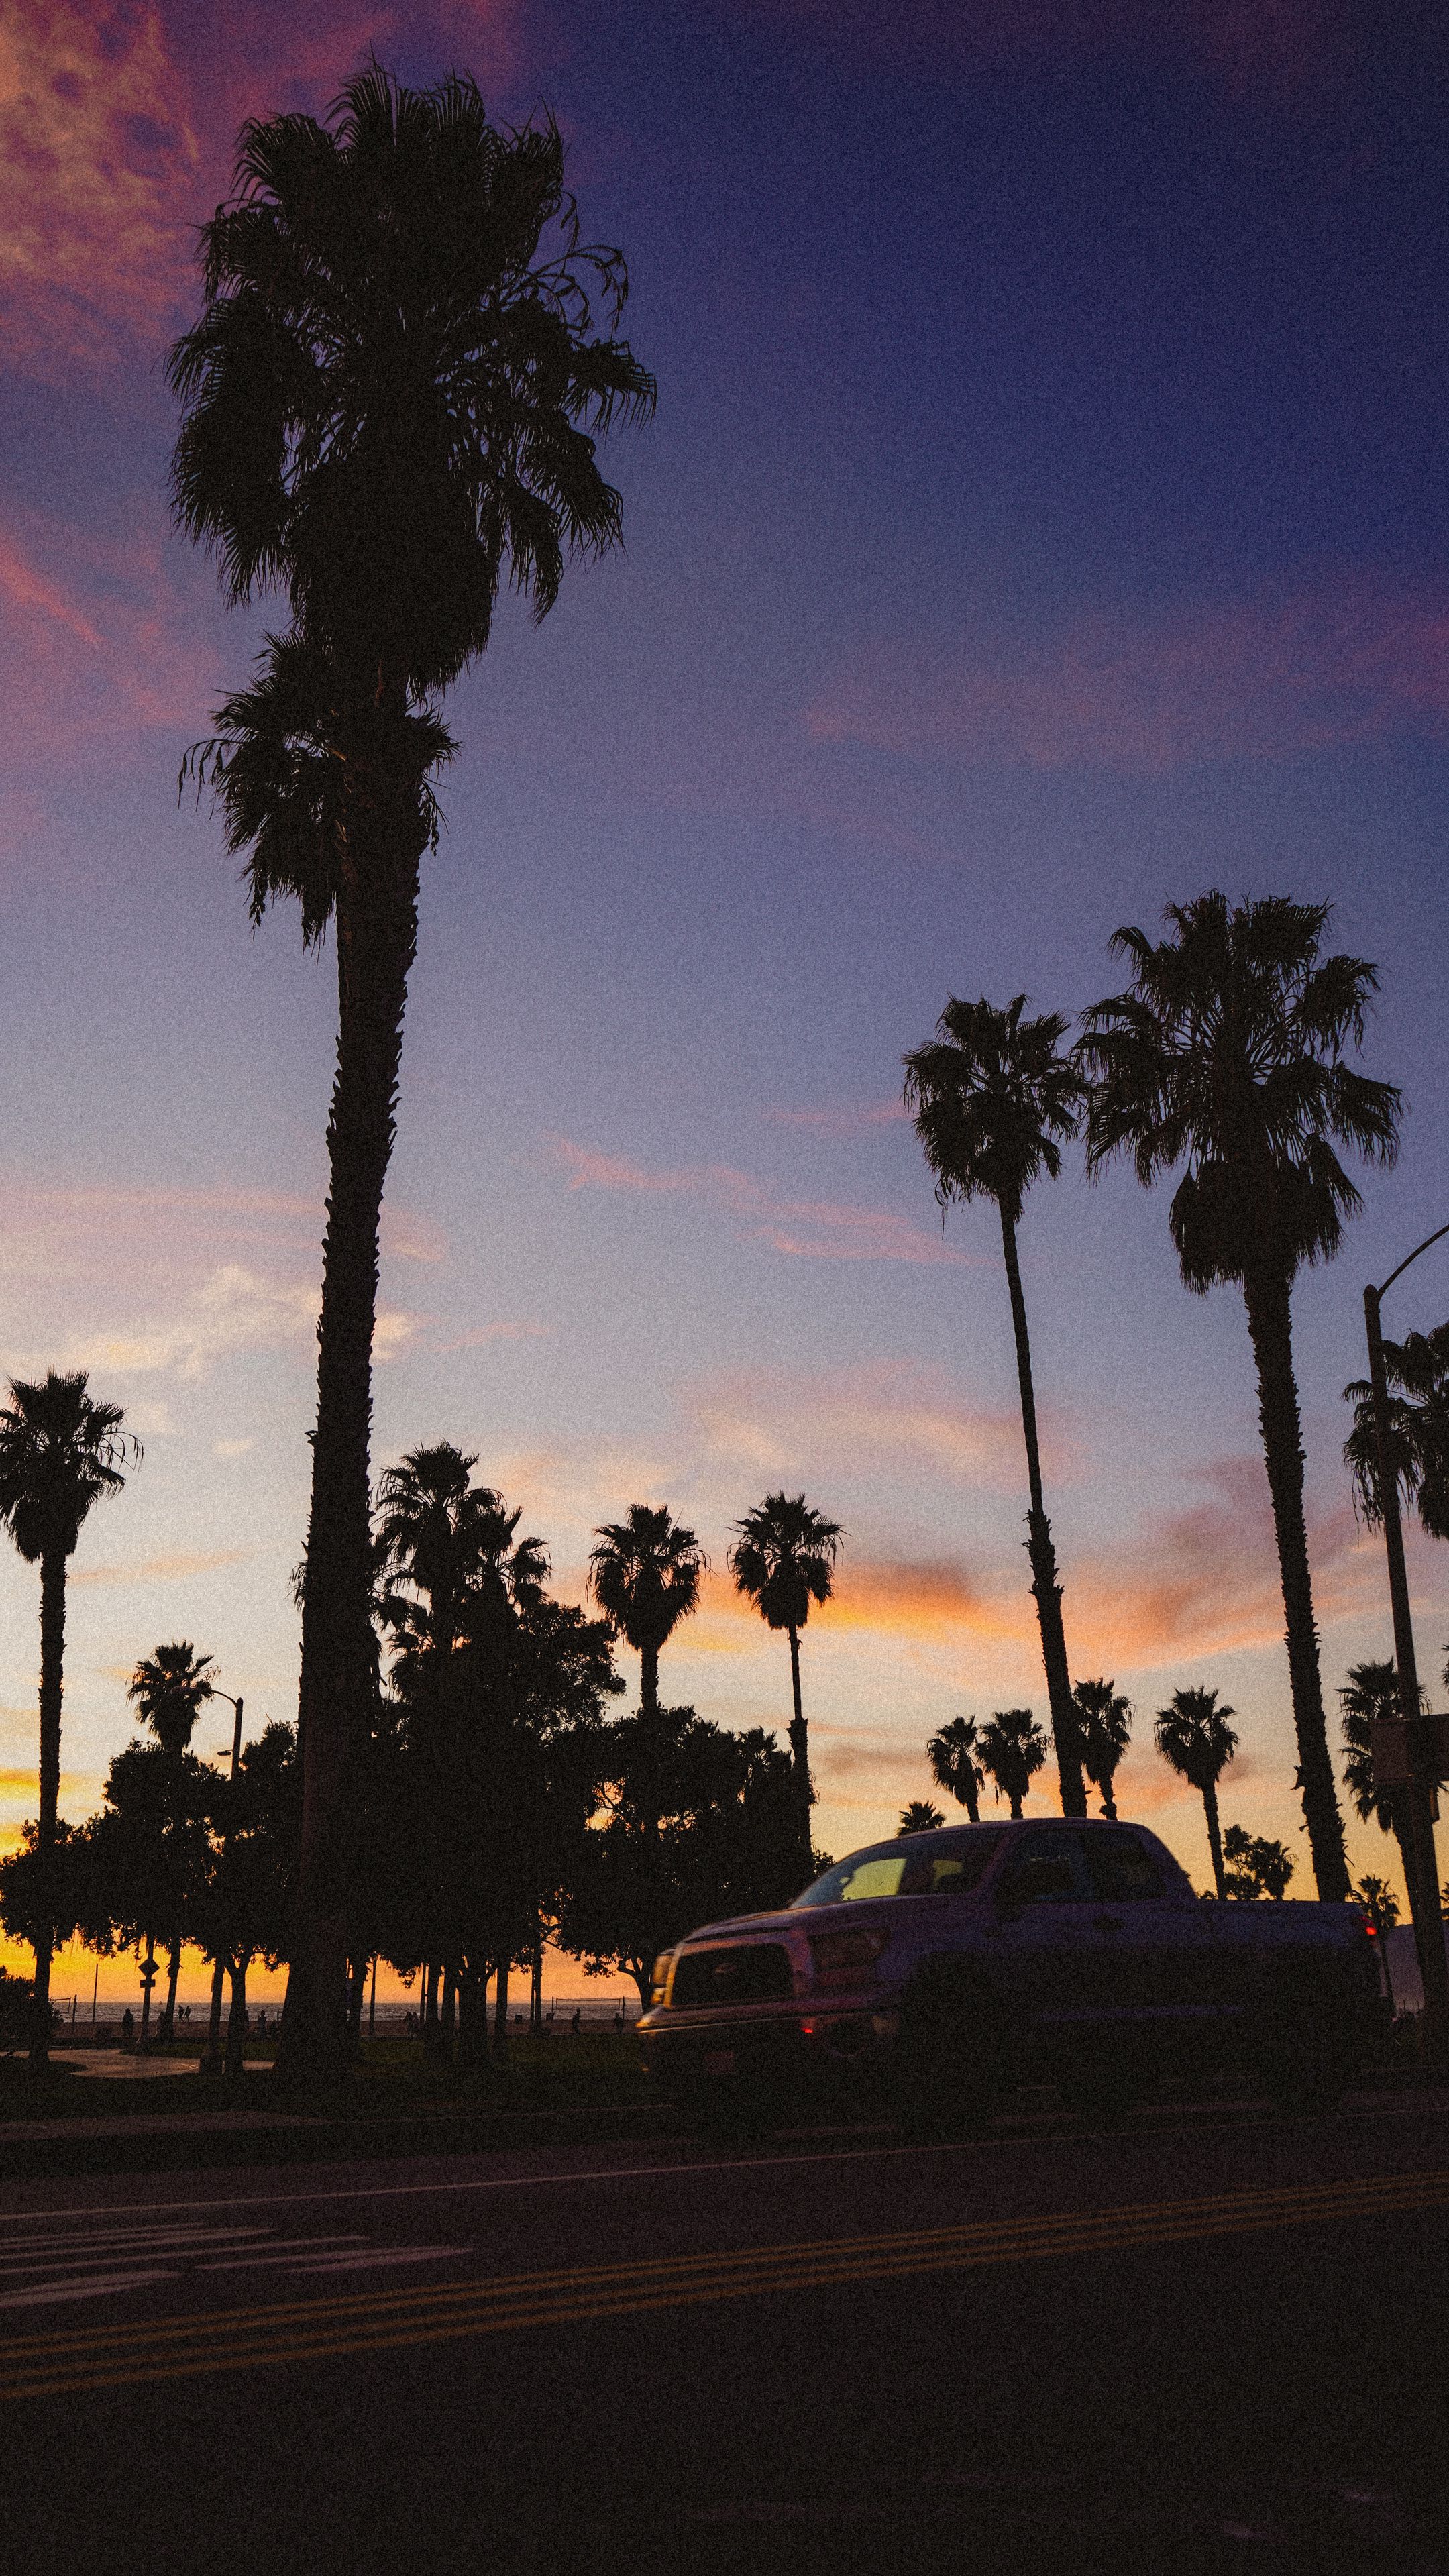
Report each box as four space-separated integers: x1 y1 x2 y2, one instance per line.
203 1692 244 2077
1364 1232 1449 2064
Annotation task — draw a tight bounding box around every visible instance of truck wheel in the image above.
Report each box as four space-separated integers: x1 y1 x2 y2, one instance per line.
894 1981 1002 2140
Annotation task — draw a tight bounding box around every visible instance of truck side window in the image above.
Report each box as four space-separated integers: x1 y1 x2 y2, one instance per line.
1000 1829 1091 1904
1084 1831 1165 1903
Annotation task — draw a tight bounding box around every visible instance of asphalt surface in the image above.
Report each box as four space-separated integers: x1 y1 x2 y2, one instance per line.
5 2088 1449 2576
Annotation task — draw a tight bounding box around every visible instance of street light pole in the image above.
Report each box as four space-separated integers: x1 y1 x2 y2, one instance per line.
203 1692 243 2078
1363 1220 1449 2063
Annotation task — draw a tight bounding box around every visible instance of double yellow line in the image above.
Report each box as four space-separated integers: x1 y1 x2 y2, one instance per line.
3 2166 1446 2401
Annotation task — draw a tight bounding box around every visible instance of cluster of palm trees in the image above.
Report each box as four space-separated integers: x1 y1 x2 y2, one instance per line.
1 64 1438 2089
905 894 1401 1911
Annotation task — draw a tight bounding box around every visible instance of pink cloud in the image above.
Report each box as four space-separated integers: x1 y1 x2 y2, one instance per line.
807 576 1449 778
764 1101 908 1137
550 1136 969 1266
686 1359 1052 1489
0 514 218 749
0 3 525 380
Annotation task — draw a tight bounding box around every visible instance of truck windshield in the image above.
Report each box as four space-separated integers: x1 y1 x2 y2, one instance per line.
792 1828 1005 1907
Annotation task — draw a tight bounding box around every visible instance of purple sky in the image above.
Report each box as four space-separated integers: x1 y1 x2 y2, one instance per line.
3 0 1448 1993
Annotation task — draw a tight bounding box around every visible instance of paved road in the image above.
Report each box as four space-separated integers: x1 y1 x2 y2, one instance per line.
5 2090 1449 2575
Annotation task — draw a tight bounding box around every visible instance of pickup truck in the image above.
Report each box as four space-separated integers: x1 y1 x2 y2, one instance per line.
637 1817 1383 2130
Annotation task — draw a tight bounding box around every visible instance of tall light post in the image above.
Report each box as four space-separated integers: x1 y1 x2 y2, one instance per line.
1364 1222 1449 2062
202 1690 244 2078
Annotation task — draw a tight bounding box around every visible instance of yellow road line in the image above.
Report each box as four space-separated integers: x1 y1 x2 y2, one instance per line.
4 2167 1445 2401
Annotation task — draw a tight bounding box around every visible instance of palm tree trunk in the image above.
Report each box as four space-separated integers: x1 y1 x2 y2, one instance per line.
999 1212 1085 1816
640 1640 659 1718
139 1936 156 2041
1203 1778 1226 1899
205 1953 225 2073
284 730 426 2096
163 1939 182 2039
531 1919 543 2033
1241 1269 1350 1901
1009 1790 1023 1821
29 1548 66 2069
786 1625 812 1876
492 1955 510 2067
1101 1768 1118 1823
225 1955 248 2078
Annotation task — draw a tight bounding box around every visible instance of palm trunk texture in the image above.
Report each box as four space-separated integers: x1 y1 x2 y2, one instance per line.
1203 1779 1226 1899
1000 1213 1087 1817
787 1624 812 1878
640 1640 659 1718
1242 1269 1350 1902
283 716 426 2094
30 1549 66 2067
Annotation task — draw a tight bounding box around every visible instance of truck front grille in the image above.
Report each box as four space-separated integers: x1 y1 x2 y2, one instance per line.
669 1943 795 2009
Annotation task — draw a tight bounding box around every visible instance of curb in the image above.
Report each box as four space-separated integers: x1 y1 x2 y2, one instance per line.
0 2098 678 2182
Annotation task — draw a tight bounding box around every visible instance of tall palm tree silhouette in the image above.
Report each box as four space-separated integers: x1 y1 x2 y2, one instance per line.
0 1373 136 2066
729 1492 843 1874
1340 1660 1421 1933
589 1506 706 1719
170 68 653 2083
128 1642 217 2037
977 1709 1047 1819
904 995 1087 1816
1154 1686 1238 1898
1073 1678 1132 1819
927 1715 984 1824
1081 895 1397 1902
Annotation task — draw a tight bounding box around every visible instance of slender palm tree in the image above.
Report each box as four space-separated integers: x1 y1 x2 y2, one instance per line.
904 996 1087 1817
1081 896 1397 1902
1339 1659 1421 1934
170 68 653 2085
899 1801 945 1835
1154 1686 1238 1898
128 1642 217 2037
1344 1321 1449 1540
0 1373 136 2067
927 1714 984 1823
589 1506 706 1718
977 1709 1048 1819
729 1492 843 1874
1073 1678 1132 1820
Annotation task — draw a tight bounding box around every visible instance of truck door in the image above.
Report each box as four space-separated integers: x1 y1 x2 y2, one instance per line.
1077 1826 1224 2076
984 1827 1102 2070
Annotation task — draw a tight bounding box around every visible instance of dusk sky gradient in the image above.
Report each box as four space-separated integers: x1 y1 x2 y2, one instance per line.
3 0 1449 1996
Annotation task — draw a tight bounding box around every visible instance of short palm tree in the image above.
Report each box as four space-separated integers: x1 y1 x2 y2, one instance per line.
1154 1685 1238 1898
926 1714 984 1824
899 1801 945 1835
0 1373 136 2066
589 1505 706 1719
170 68 653 2085
904 996 1087 1817
128 1642 217 2037
375 1445 508 1662
1352 1873 1400 2010
1339 1659 1421 1927
729 1492 843 1873
977 1709 1048 1819
1344 1321 1449 1540
1081 895 1397 1902
1073 1678 1132 1820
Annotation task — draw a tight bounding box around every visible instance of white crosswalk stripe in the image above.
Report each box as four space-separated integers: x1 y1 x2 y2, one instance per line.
0 2216 471 2306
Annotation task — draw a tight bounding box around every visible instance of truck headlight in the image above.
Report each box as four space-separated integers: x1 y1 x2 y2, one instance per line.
808 1928 889 1992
